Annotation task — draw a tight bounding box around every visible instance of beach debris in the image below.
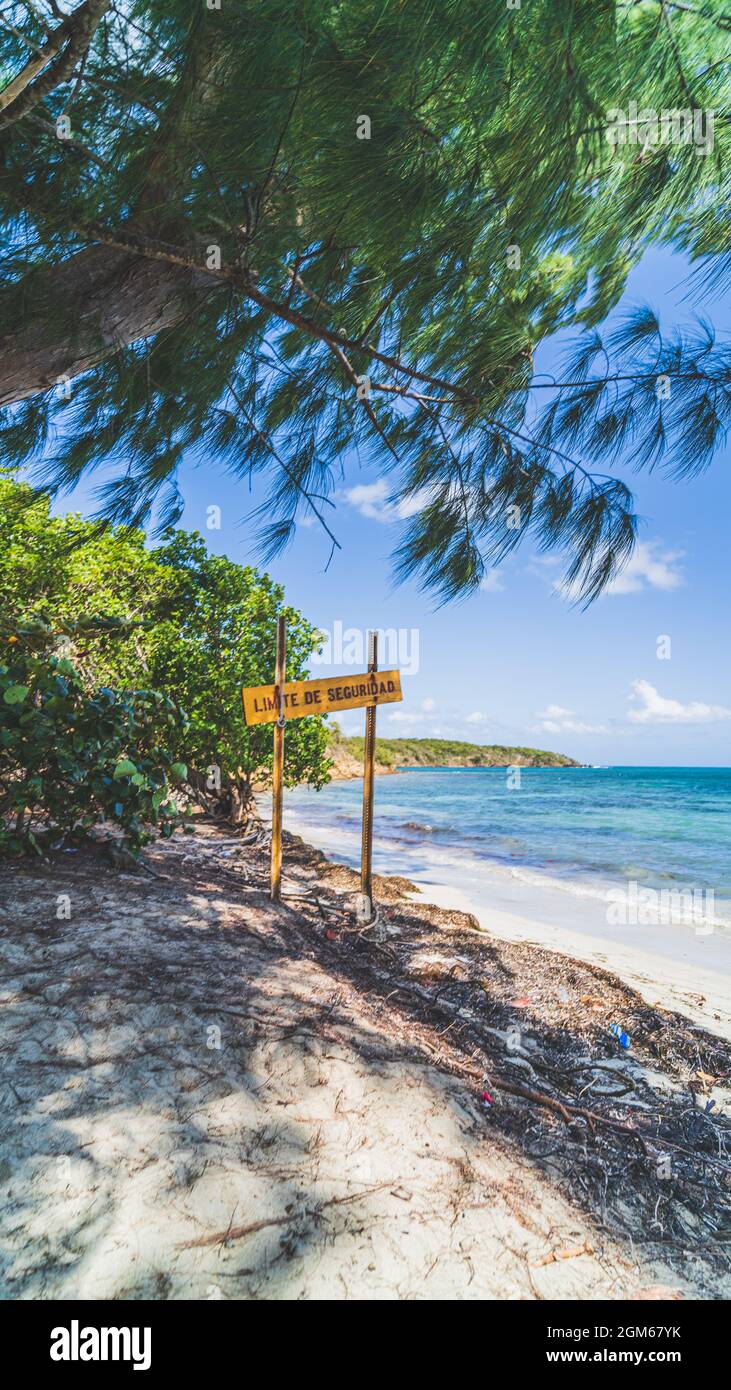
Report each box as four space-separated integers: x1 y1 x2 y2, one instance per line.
412 954 471 983
609 1022 631 1049
580 993 604 1011
686 1105 718 1143
534 1239 594 1266
570 1061 636 1097
631 1286 684 1301
20 822 728 1298
178 1183 395 1249
694 1069 717 1093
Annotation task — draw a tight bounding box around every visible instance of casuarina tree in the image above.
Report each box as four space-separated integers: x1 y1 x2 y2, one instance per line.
0 1 728 601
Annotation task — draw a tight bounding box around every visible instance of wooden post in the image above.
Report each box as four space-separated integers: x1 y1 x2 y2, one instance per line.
360 630 378 919
270 614 286 902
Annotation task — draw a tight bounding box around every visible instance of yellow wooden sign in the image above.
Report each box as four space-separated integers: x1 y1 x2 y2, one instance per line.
242 669 403 726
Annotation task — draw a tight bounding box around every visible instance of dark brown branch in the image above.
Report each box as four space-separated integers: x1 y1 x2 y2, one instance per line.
78 223 479 405
326 340 401 462
178 1184 393 1249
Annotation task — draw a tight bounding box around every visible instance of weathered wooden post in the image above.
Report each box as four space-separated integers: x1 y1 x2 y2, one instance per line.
241 632 401 906
270 614 286 902
359 630 378 921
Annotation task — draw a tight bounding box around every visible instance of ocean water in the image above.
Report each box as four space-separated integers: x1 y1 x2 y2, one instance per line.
284 766 731 928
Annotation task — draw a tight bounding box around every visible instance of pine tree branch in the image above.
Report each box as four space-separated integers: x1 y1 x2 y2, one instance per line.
659 0 699 105
419 401 474 551
371 380 622 496
224 378 342 559
619 1 731 32
0 0 109 133
522 370 727 389
21 2 53 34
0 17 46 56
325 339 402 463
77 222 479 406
280 261 340 315
26 108 111 168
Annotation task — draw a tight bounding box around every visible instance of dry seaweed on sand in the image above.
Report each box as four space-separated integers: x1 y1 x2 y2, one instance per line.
272 837 731 1283
2 822 729 1297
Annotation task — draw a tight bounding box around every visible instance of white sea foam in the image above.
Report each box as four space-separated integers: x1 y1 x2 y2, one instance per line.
280 794 731 1042
282 805 731 934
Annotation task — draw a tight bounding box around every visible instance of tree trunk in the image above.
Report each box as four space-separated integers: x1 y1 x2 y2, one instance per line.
185 769 256 828
0 246 216 407
0 0 111 134
228 780 255 826
0 10 232 410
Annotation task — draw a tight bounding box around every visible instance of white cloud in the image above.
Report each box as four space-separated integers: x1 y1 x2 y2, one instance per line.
480 570 505 594
465 711 487 725
538 719 607 735
386 709 424 725
603 542 685 596
551 540 684 602
538 704 573 720
343 480 389 520
534 704 607 735
627 680 731 725
421 698 436 712
343 480 430 522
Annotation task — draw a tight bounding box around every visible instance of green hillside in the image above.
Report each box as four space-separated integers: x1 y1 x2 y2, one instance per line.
327 731 582 776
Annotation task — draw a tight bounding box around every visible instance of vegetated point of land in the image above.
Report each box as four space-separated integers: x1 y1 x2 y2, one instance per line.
327 729 582 779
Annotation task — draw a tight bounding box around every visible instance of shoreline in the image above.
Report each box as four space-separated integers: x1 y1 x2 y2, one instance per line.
327 755 584 781
280 799 731 1043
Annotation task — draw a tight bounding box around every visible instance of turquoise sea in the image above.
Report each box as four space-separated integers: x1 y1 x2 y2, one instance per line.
284 766 731 926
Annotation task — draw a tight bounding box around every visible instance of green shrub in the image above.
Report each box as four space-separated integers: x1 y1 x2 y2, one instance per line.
0 476 332 826
0 627 190 858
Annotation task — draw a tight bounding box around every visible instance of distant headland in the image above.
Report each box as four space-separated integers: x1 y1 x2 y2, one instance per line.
327 729 582 779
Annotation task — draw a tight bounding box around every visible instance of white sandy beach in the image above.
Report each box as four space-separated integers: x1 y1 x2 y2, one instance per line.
282 803 731 1044
8 825 718 1301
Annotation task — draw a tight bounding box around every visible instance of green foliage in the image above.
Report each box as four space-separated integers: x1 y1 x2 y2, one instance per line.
109 528 331 818
0 2 728 602
0 625 190 858
0 474 330 826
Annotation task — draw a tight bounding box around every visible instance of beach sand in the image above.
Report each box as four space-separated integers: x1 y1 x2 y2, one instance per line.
1 821 729 1301
409 878 731 1045
283 805 731 1044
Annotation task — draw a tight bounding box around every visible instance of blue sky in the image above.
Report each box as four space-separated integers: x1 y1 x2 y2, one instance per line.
59 247 730 767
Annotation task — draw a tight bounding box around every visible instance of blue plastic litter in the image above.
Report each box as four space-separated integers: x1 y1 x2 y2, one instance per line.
610 1022 631 1049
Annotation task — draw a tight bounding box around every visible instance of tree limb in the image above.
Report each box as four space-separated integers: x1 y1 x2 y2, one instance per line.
77 222 479 405
0 0 110 133
0 244 215 406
